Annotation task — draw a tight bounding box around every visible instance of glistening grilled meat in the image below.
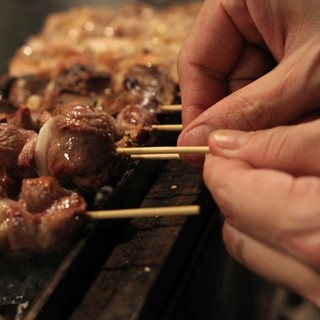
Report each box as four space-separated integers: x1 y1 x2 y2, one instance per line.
0 176 87 254
8 2 201 83
0 123 37 174
115 104 158 147
35 102 124 192
0 123 38 197
0 102 158 195
0 2 202 254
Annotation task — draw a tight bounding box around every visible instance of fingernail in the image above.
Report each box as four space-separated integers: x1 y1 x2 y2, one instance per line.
211 130 253 150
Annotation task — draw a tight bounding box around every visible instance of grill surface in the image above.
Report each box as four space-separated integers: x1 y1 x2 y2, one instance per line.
18 159 320 320
22 158 214 320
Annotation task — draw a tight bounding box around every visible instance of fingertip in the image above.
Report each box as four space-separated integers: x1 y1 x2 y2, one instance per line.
177 123 213 147
180 104 211 128
177 133 205 167
177 124 212 167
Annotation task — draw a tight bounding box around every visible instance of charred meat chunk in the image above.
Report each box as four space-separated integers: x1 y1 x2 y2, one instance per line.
116 104 158 146
0 167 23 198
53 64 111 96
122 64 176 112
50 64 111 110
0 123 37 173
0 176 87 254
35 102 125 192
107 64 177 115
8 74 49 107
0 124 38 196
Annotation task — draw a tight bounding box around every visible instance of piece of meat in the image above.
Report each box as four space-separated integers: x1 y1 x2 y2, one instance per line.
0 167 23 198
35 102 126 192
47 64 112 112
6 1 199 119
116 104 158 147
8 74 49 108
0 123 37 173
0 124 38 196
53 64 111 96
122 64 176 112
105 64 176 115
0 176 88 254
8 2 201 85
0 2 203 255
0 103 133 194
0 99 49 131
6 104 49 131
0 74 51 130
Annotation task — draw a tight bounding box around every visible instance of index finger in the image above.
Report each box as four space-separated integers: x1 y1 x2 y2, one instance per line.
177 0 261 126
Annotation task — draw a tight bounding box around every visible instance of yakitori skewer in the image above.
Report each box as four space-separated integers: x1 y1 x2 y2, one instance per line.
159 104 182 112
87 205 200 219
117 146 210 155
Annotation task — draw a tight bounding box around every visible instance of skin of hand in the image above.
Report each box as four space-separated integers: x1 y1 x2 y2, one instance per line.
177 0 320 167
177 0 320 306
204 120 320 308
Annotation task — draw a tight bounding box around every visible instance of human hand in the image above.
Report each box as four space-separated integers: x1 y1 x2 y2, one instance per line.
204 119 320 307
177 0 320 167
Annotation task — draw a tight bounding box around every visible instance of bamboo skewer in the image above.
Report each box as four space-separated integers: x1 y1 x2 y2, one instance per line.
130 154 181 160
87 205 200 219
152 124 183 131
160 104 182 112
117 146 210 155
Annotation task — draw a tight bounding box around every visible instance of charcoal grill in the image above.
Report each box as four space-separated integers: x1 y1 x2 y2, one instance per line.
0 1 319 319
4 157 316 320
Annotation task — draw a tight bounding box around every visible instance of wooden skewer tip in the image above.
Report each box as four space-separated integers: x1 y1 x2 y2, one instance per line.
87 205 200 219
152 124 183 131
130 153 181 160
160 104 182 112
117 146 210 155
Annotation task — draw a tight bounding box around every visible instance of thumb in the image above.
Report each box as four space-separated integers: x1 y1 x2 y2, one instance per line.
178 48 320 168
208 119 320 176
179 49 320 146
